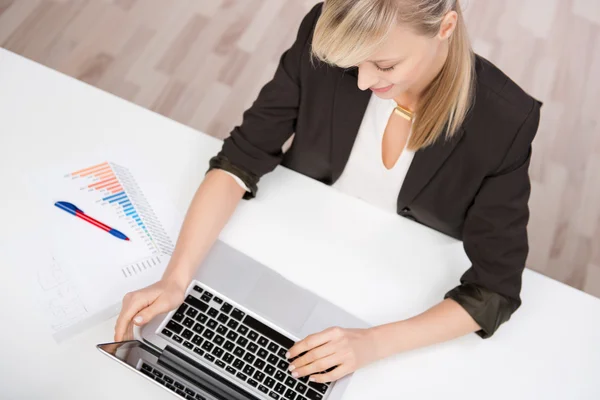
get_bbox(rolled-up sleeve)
[206,3,322,200]
[445,99,542,338]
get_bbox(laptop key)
[183,341,194,350]
[278,348,288,359]
[166,383,175,390]
[216,360,226,369]
[196,314,208,324]
[183,317,195,328]
[186,295,208,312]
[265,377,276,388]
[162,329,173,338]
[193,285,203,294]
[208,308,219,318]
[258,337,269,347]
[244,353,256,364]
[278,360,289,371]
[193,323,204,334]
[193,347,204,357]
[212,347,224,358]
[221,303,233,314]
[269,392,280,399]
[166,321,184,334]
[243,365,255,376]
[216,324,228,335]
[227,320,239,330]
[244,315,295,350]
[204,353,215,362]
[254,358,266,370]
[185,388,196,397]
[248,331,259,341]
[247,342,259,353]
[224,340,235,351]
[267,354,279,365]
[217,314,229,324]
[247,378,258,387]
[177,389,186,396]
[141,363,153,372]
[185,308,198,318]
[275,371,286,382]
[305,389,323,400]
[175,382,185,390]
[152,370,163,378]
[285,376,296,388]
[213,296,223,304]
[222,352,234,364]
[164,375,174,384]
[258,385,269,394]
[237,325,249,335]
[226,331,238,341]
[182,329,194,340]
[275,383,286,394]
[254,371,266,382]
[308,381,329,394]
[201,341,214,352]
[201,292,212,302]
[236,372,247,381]
[297,396,307,400]
[296,382,307,394]
[268,343,279,354]
[299,375,309,383]
[231,308,245,321]
[207,319,218,329]
[233,358,245,370]
[214,335,225,346]
[284,388,297,400]
[173,335,183,344]
[226,366,236,375]
[237,336,249,347]
[258,348,269,359]
[234,346,245,357]
[202,329,215,340]
[265,365,276,376]
[192,334,203,345]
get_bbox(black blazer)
[207,3,542,338]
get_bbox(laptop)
[98,240,369,400]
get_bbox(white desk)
[1,48,599,399]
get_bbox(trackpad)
[243,271,319,338]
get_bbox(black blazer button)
[401,207,410,213]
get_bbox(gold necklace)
[394,104,414,121]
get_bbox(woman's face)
[356,14,456,101]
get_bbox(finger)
[115,294,148,341]
[288,327,340,359]
[292,353,342,379]
[124,321,134,341]
[290,342,336,370]
[310,364,349,383]
[133,298,173,326]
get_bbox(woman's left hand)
[286,326,379,383]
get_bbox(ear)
[438,11,458,40]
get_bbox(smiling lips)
[370,84,393,93]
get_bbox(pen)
[54,201,130,241]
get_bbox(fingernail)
[292,372,299,378]
[309,377,315,382]
[134,316,143,324]
[285,352,290,358]
[289,365,295,372]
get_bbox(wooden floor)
[1,0,599,298]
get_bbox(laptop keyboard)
[140,361,206,400]
[160,284,331,400]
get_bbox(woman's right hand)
[114,278,187,342]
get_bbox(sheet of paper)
[22,159,183,342]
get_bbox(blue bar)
[109,195,127,203]
[123,206,134,213]
[102,191,125,201]
[126,211,137,217]
[135,217,141,222]
[119,200,131,207]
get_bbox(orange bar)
[110,186,123,194]
[96,180,120,190]
[94,170,114,179]
[89,177,117,189]
[105,183,122,191]
[81,165,111,177]
[72,162,109,177]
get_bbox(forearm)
[371,299,481,358]
[162,169,246,289]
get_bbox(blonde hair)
[312,0,475,150]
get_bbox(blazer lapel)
[398,126,465,209]
[330,68,372,183]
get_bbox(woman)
[115,0,541,385]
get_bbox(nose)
[356,65,378,91]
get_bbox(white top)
[227,93,414,213]
[332,93,414,212]
[2,49,600,400]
